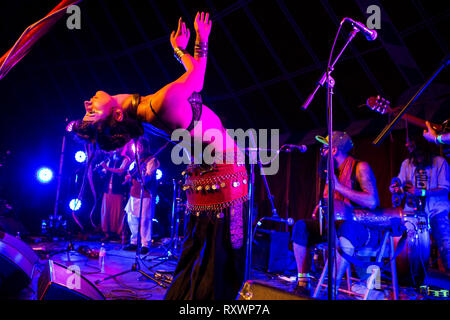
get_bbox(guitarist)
[389,135,450,272]
[123,137,160,255]
[291,131,381,296]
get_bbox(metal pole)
[326,73,336,300]
[245,151,255,282]
[324,28,358,300]
[53,135,65,220]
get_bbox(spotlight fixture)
[37,167,53,183]
[69,198,82,211]
[75,150,87,163]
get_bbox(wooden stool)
[313,230,400,300]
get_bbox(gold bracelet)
[174,47,188,63]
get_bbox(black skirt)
[164,201,248,300]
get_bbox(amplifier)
[252,229,289,273]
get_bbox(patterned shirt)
[398,156,450,218]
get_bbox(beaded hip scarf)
[182,162,248,249]
[183,163,248,212]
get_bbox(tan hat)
[315,131,353,153]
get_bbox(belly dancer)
[73,12,248,300]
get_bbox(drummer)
[291,131,381,296]
[389,135,450,272]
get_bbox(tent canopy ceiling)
[0,0,448,150]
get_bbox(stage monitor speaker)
[252,229,289,273]
[38,260,105,300]
[0,231,39,297]
[237,280,313,300]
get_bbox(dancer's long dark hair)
[72,112,144,151]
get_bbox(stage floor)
[15,238,443,300]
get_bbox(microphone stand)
[372,54,450,145]
[244,144,282,282]
[95,147,166,288]
[46,132,73,261]
[301,24,360,300]
[145,179,180,271]
[46,125,84,262]
[245,146,256,282]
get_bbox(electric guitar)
[365,95,449,133]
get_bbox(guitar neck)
[398,113,442,132]
[367,96,445,133]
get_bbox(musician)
[99,146,131,242]
[389,135,450,272]
[291,131,380,295]
[123,138,159,255]
[72,13,248,300]
[423,121,450,145]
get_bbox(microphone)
[343,17,377,41]
[283,144,307,153]
[263,215,295,226]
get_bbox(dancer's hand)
[194,12,211,42]
[170,17,190,50]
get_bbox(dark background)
[0,0,449,235]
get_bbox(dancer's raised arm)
[156,13,211,107]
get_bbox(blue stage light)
[156,169,162,180]
[75,151,87,163]
[69,198,82,211]
[155,195,160,205]
[37,167,53,183]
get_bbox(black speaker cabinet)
[0,231,39,297]
[237,280,312,300]
[38,260,105,300]
[252,229,289,273]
